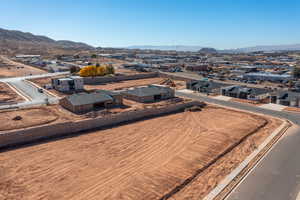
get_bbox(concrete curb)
[175,91,292,200]
[6,82,31,101]
[203,120,290,200]
[24,79,59,98]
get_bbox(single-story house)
[270,91,300,107]
[52,76,84,92]
[186,80,230,94]
[121,84,174,103]
[59,90,123,113]
[185,64,210,72]
[243,72,292,82]
[221,85,270,101]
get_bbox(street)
[176,91,300,200]
[0,72,68,109]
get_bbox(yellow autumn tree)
[79,64,115,77]
[79,65,94,77]
[97,66,107,76]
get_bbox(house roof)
[190,80,230,90]
[122,85,172,97]
[244,72,292,78]
[94,89,121,97]
[222,85,270,96]
[65,92,113,106]
[277,91,300,100]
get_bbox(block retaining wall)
[0,101,201,149]
[158,72,196,81]
[83,72,159,84]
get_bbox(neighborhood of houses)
[1,49,300,200]
[5,49,300,114]
[38,70,300,112]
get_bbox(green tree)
[70,66,80,74]
[105,64,115,75]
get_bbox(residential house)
[59,90,123,114]
[121,84,174,103]
[52,76,84,92]
[186,80,230,94]
[221,85,270,101]
[243,72,292,82]
[270,91,300,107]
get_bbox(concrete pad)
[213,95,232,101]
[259,103,287,111]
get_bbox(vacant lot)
[85,77,165,91]
[0,56,46,78]
[0,106,82,131]
[0,82,24,104]
[0,106,281,200]
[284,106,300,113]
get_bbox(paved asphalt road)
[9,80,53,101]
[0,71,69,83]
[0,72,68,109]
[176,91,300,200]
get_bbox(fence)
[83,73,159,84]
[0,101,202,148]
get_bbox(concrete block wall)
[0,101,202,148]
[158,72,195,81]
[83,73,159,85]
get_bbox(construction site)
[0,103,282,200]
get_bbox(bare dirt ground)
[0,106,281,200]
[85,77,166,91]
[284,106,300,113]
[230,98,263,106]
[0,105,83,131]
[0,82,24,104]
[0,56,46,78]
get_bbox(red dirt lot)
[0,106,83,131]
[284,106,300,113]
[0,56,46,78]
[0,105,281,200]
[85,77,165,91]
[230,98,263,106]
[0,82,24,104]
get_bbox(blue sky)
[0,0,299,49]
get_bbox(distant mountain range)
[0,28,95,55]
[126,45,205,52]
[1,27,300,55]
[127,44,300,53]
[222,44,300,53]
